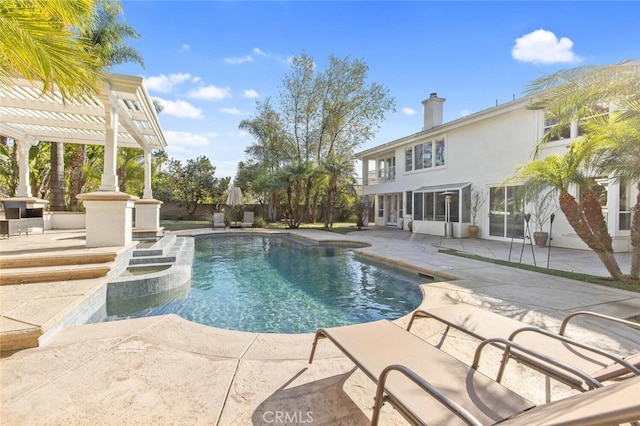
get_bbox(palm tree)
[65,0,144,208]
[525,60,640,280]
[585,116,640,278]
[322,153,355,229]
[513,139,623,280]
[0,0,101,101]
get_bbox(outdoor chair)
[407,305,640,391]
[213,212,226,229]
[308,319,639,425]
[241,211,254,228]
[2,200,44,234]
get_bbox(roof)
[414,182,470,192]
[0,72,167,151]
[357,95,533,159]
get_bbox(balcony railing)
[366,167,395,185]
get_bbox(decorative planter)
[468,225,479,239]
[533,231,549,247]
[408,221,413,232]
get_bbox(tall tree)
[525,60,640,280]
[49,141,65,210]
[0,0,101,101]
[274,53,395,226]
[513,139,623,280]
[66,0,144,209]
[586,116,640,279]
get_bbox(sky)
[112,1,640,181]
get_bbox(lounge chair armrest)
[559,311,640,335]
[509,326,640,377]
[472,337,603,389]
[373,364,483,426]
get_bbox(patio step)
[0,251,117,269]
[0,263,114,286]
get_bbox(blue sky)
[112,1,640,180]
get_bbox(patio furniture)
[308,319,606,425]
[241,211,254,228]
[1,208,29,238]
[407,305,640,390]
[2,201,44,233]
[213,212,226,229]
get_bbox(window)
[619,179,631,231]
[414,144,423,170]
[410,139,446,170]
[425,192,434,220]
[435,139,445,166]
[422,142,433,168]
[406,191,412,215]
[544,113,570,141]
[377,195,384,218]
[413,192,423,220]
[405,148,412,172]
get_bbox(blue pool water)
[108,235,429,333]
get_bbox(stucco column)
[100,107,119,191]
[142,148,153,199]
[77,191,138,247]
[16,138,37,197]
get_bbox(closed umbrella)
[226,187,243,226]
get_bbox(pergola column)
[134,148,163,237]
[100,106,119,192]
[142,148,153,199]
[16,138,37,197]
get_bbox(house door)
[385,194,398,225]
[489,185,524,238]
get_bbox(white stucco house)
[357,92,636,253]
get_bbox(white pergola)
[0,72,168,246]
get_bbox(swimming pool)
[107,234,430,333]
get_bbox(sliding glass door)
[489,185,524,238]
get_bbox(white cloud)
[144,73,191,93]
[460,109,471,117]
[188,85,231,100]
[402,107,416,116]
[180,44,190,52]
[242,89,259,99]
[512,29,580,65]
[156,98,203,119]
[164,130,209,157]
[220,107,250,116]
[253,47,268,57]
[225,55,253,64]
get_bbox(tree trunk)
[630,183,640,279]
[50,142,65,211]
[68,144,85,211]
[558,190,623,280]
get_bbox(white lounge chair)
[241,211,254,228]
[407,305,640,390]
[308,320,613,425]
[213,212,225,229]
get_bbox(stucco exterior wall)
[359,97,636,253]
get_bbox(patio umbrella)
[226,186,243,225]
[226,186,243,207]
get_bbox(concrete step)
[0,251,117,269]
[0,263,114,285]
[129,255,176,265]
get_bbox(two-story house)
[357,93,635,252]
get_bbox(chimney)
[422,92,446,130]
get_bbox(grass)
[161,219,363,234]
[438,248,640,293]
[161,220,212,231]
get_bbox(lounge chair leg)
[308,330,327,364]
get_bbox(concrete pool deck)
[1,227,639,424]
